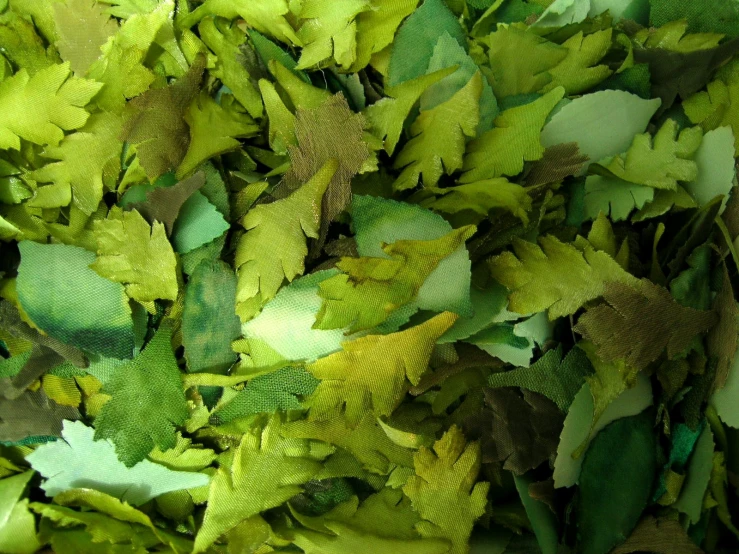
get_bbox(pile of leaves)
[1,0,739,552]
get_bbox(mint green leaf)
[171,191,230,254]
[16,242,134,359]
[26,420,208,506]
[583,174,655,221]
[685,126,736,206]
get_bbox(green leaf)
[684,126,736,206]
[307,312,456,425]
[673,424,714,524]
[26,420,208,505]
[193,415,327,553]
[531,0,590,28]
[210,366,318,425]
[98,0,159,18]
[0,471,40,554]
[29,112,123,216]
[0,61,101,150]
[387,0,466,87]
[353,193,475,318]
[182,260,240,373]
[16,241,134,359]
[393,71,482,190]
[295,0,371,69]
[583,174,655,221]
[487,345,592,412]
[196,17,263,119]
[574,280,718,371]
[351,0,418,72]
[541,29,613,95]
[421,179,532,224]
[54,0,118,75]
[650,0,739,36]
[94,322,189,466]
[488,235,639,319]
[577,412,657,554]
[540,90,661,172]
[592,119,702,190]
[91,206,179,303]
[314,226,474,332]
[683,78,739,155]
[235,160,336,321]
[171,191,230,254]
[364,67,456,155]
[403,426,489,554]
[461,87,564,183]
[176,91,258,179]
[481,25,568,98]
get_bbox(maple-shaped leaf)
[482,25,568,98]
[523,142,589,186]
[209,366,318,425]
[403,425,490,554]
[583,174,655,222]
[307,312,456,425]
[393,72,482,191]
[574,280,718,371]
[0,11,59,77]
[421,179,532,224]
[280,94,369,249]
[54,0,118,75]
[487,345,591,412]
[193,415,327,553]
[90,206,179,303]
[592,119,702,190]
[0,389,79,442]
[365,67,456,155]
[460,87,564,183]
[26,420,208,506]
[295,0,371,69]
[121,54,204,181]
[94,322,189,467]
[176,92,258,178]
[489,235,639,319]
[283,412,415,473]
[480,388,564,475]
[180,0,301,46]
[314,226,474,332]
[0,61,101,150]
[234,160,336,321]
[541,29,613,95]
[197,17,263,119]
[29,111,123,216]
[683,78,739,154]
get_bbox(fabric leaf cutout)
[574,280,718,371]
[235,160,336,321]
[488,235,639,319]
[583,174,655,222]
[0,389,80,443]
[0,61,101,150]
[193,415,326,553]
[402,425,490,554]
[0,471,40,554]
[307,312,456,425]
[93,322,188,467]
[26,420,208,506]
[542,29,613,95]
[460,87,565,183]
[314,226,475,332]
[53,0,118,75]
[592,119,702,190]
[91,206,179,303]
[393,72,482,191]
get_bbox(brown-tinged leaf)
[0,301,87,368]
[709,265,738,391]
[634,38,739,112]
[0,389,80,442]
[128,171,206,234]
[411,343,501,396]
[610,515,704,554]
[574,280,718,371]
[527,478,556,513]
[279,94,369,252]
[1,345,63,400]
[121,54,205,180]
[523,142,588,187]
[54,0,118,75]
[479,388,564,475]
